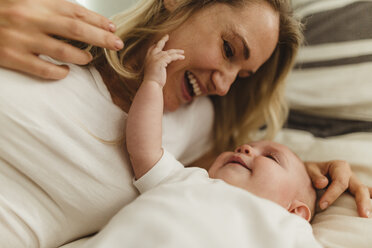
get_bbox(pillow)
[286,0,372,137]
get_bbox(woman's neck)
[94,55,139,113]
[94,39,152,113]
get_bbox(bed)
[59,0,372,247]
[275,0,372,247]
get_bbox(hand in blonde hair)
[306,160,372,218]
[0,0,123,79]
[143,35,184,87]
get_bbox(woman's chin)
[164,95,191,112]
[164,101,180,112]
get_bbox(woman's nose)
[235,144,255,156]
[211,69,237,96]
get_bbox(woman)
[0,0,370,247]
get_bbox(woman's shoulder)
[0,56,104,100]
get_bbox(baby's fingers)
[165,49,185,59]
[153,34,169,53]
[161,50,185,65]
[146,35,173,57]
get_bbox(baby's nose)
[235,144,254,155]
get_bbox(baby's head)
[208,140,316,221]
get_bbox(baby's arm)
[126,35,184,179]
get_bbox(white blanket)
[78,175,320,248]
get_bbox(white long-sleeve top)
[0,63,213,248]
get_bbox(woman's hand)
[143,34,184,87]
[306,160,372,218]
[0,0,124,79]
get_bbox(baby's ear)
[288,200,312,222]
[163,0,179,11]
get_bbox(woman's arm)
[0,0,123,79]
[126,35,184,179]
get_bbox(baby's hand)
[143,35,184,87]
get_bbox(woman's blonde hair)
[90,0,303,153]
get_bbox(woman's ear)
[163,0,179,11]
[288,200,312,222]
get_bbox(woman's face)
[161,1,280,112]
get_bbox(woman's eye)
[223,40,234,58]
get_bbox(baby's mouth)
[184,71,202,98]
[226,156,252,172]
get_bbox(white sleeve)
[133,149,184,194]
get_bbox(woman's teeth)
[187,71,202,96]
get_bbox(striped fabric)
[285,0,372,137]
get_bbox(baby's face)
[208,141,310,208]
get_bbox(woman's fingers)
[0,28,91,79]
[31,34,93,65]
[305,161,329,189]
[349,175,371,218]
[306,160,353,210]
[0,0,122,79]
[306,160,371,218]
[55,0,115,32]
[0,50,70,79]
[41,16,123,51]
[318,161,351,209]
[317,161,351,210]
[355,186,371,218]
[0,28,69,79]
